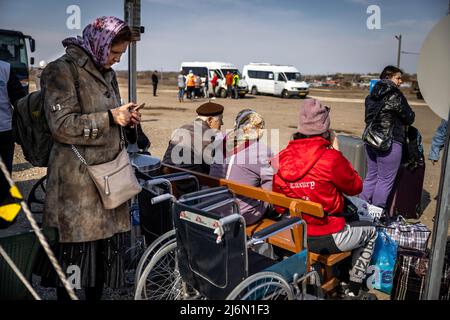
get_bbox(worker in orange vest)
[186,70,196,100]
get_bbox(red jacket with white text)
[272,137,363,236]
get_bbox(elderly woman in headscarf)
[39,16,140,300]
[210,109,274,226]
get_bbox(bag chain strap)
[72,127,125,166]
[71,144,87,165]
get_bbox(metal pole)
[424,109,450,300]
[127,2,137,104]
[128,42,137,103]
[125,0,140,153]
[395,34,402,68]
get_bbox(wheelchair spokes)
[226,272,294,300]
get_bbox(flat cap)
[196,102,224,116]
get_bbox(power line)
[401,51,420,55]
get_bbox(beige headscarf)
[225,109,265,154]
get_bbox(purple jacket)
[209,137,274,225]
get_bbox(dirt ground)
[7,80,449,300]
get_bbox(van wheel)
[281,90,290,99]
[220,88,227,98]
[251,86,258,95]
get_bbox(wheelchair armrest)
[155,172,193,180]
[194,193,235,209]
[179,186,231,202]
[143,178,173,196]
[248,216,302,246]
[156,172,200,188]
[151,193,175,205]
[201,198,240,214]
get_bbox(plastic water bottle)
[379,254,393,293]
[130,199,140,226]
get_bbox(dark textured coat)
[162,119,217,174]
[364,79,415,144]
[41,45,130,243]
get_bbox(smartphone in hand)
[133,103,145,112]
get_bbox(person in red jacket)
[272,98,377,300]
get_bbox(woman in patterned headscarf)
[210,109,274,225]
[38,17,140,300]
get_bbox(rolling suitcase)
[386,163,425,219]
[337,135,367,179]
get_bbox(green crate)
[0,228,56,300]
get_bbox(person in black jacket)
[360,66,415,209]
[151,70,158,96]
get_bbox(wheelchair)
[134,185,321,300]
[132,170,200,289]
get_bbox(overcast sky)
[0,0,448,74]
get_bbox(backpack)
[401,125,424,171]
[13,56,80,167]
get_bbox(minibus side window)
[278,73,287,82]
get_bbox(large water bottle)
[379,252,394,294]
[130,198,140,226]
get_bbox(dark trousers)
[152,83,158,96]
[187,86,195,99]
[0,130,14,203]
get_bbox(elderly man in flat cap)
[163,102,224,174]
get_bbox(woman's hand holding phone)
[129,103,144,127]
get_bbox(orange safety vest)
[226,74,233,86]
[186,74,196,87]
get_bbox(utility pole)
[395,34,402,68]
[423,6,450,301]
[124,0,143,154]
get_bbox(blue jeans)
[428,119,448,161]
[360,142,402,208]
[178,87,185,100]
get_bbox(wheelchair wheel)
[27,175,47,218]
[226,271,294,300]
[134,229,176,289]
[134,241,183,300]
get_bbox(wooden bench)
[161,164,351,293]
